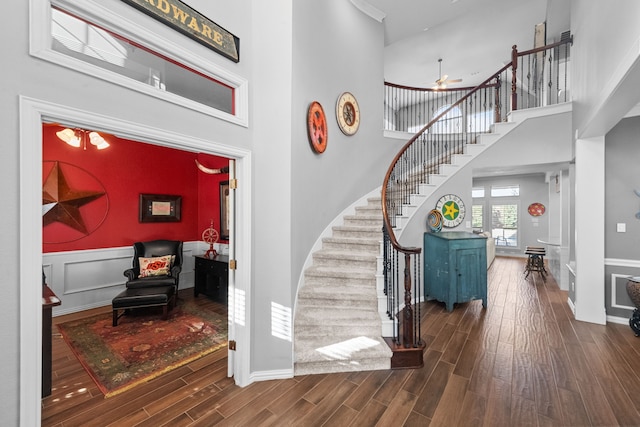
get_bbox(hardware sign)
[120,0,240,62]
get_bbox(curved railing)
[381,37,572,360]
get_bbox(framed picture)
[139,194,182,222]
[220,181,230,240]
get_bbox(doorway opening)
[19,97,252,425]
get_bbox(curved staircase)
[293,197,392,375]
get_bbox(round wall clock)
[435,194,465,228]
[307,101,328,153]
[336,92,360,135]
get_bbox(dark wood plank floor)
[42,257,640,426]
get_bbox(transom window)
[51,7,234,114]
[491,185,520,197]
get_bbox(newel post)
[402,252,414,348]
[511,44,518,111]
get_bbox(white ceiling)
[355,0,564,88]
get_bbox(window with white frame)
[51,7,234,114]
[491,203,518,247]
[472,204,483,230]
[491,185,520,197]
[30,1,248,126]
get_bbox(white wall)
[570,0,640,324]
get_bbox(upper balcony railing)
[380,36,572,361]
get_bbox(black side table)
[193,255,229,304]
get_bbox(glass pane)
[491,204,518,247]
[472,187,485,198]
[472,205,483,229]
[491,185,520,197]
[51,8,234,114]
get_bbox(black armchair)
[123,240,183,294]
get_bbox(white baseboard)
[248,369,293,384]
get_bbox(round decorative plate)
[528,202,546,216]
[307,101,328,153]
[435,194,465,228]
[336,92,360,135]
[427,209,443,232]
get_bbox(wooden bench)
[112,285,176,326]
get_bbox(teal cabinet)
[424,231,487,311]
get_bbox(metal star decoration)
[42,161,106,234]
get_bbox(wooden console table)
[193,255,229,304]
[42,285,61,397]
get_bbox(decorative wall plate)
[528,202,545,216]
[307,101,328,153]
[427,209,443,232]
[336,92,360,135]
[435,194,465,228]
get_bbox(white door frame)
[19,96,253,426]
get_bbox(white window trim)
[29,0,248,127]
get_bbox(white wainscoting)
[43,241,226,316]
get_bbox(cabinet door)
[456,248,482,301]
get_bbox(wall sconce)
[56,128,110,150]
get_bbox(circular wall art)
[528,202,546,216]
[307,101,328,153]
[42,160,109,243]
[427,209,443,232]
[435,194,465,228]
[336,92,360,135]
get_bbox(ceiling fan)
[432,58,462,90]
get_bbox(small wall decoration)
[527,202,546,217]
[435,194,465,228]
[42,161,109,242]
[307,101,328,153]
[139,194,182,222]
[427,209,443,232]
[336,92,360,135]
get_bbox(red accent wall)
[43,124,228,253]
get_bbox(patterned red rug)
[58,299,227,397]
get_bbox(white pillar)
[574,136,606,324]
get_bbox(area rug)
[58,299,227,398]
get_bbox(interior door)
[227,159,236,378]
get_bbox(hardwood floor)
[42,257,640,426]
